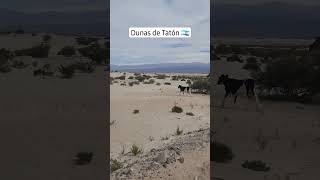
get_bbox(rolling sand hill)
[110,72,210,179]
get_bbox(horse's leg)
[234,94,238,104]
[221,92,228,107]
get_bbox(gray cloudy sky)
[1,0,320,12]
[0,0,106,12]
[110,0,210,66]
[214,0,320,5]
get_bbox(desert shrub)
[78,43,108,64]
[135,75,146,82]
[186,112,194,116]
[128,76,134,79]
[191,79,210,93]
[161,136,169,140]
[171,76,178,81]
[110,159,123,172]
[33,64,54,77]
[15,44,50,58]
[76,37,98,45]
[130,144,142,156]
[227,54,243,63]
[134,73,141,76]
[186,80,192,85]
[253,56,320,101]
[115,75,126,80]
[242,160,271,172]
[0,49,14,73]
[143,74,152,79]
[58,64,75,78]
[128,81,140,86]
[11,60,28,69]
[0,48,14,59]
[58,46,76,57]
[172,106,183,113]
[42,34,51,42]
[143,79,155,84]
[70,62,95,73]
[176,126,183,135]
[211,141,234,163]
[156,82,161,86]
[133,109,139,114]
[154,74,167,79]
[164,82,171,85]
[73,152,93,165]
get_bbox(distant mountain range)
[213,2,320,38]
[111,63,209,73]
[0,8,108,35]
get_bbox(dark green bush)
[227,55,243,63]
[211,141,234,163]
[135,75,146,82]
[172,106,183,113]
[186,112,194,116]
[58,46,76,57]
[129,81,140,86]
[154,74,167,79]
[58,64,75,78]
[143,79,155,84]
[115,75,125,80]
[110,159,123,172]
[42,34,52,42]
[76,37,98,45]
[71,62,95,73]
[242,160,271,172]
[15,44,50,58]
[11,60,28,69]
[0,49,14,73]
[191,79,210,93]
[78,43,107,64]
[253,56,320,100]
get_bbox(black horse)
[217,74,255,105]
[178,85,190,94]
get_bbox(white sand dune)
[110,72,210,179]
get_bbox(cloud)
[0,0,106,12]
[110,0,210,66]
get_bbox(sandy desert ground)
[110,72,210,179]
[211,53,320,180]
[0,33,108,180]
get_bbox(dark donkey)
[178,85,190,94]
[217,74,255,106]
